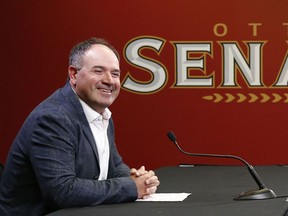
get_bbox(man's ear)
[68,66,78,86]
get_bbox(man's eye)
[112,72,120,78]
[92,69,103,73]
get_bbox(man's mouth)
[98,88,112,93]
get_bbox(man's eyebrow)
[92,65,121,73]
[113,68,121,73]
[92,65,104,69]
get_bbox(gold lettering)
[213,23,228,37]
[248,23,262,37]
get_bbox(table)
[47,165,288,216]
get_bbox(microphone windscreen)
[167,131,176,142]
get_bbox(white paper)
[136,193,191,202]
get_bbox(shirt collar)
[70,86,112,122]
[78,97,111,123]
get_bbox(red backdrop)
[1,0,288,170]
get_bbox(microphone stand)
[167,131,277,200]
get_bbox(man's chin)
[97,99,115,110]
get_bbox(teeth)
[100,89,111,93]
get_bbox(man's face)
[69,44,121,113]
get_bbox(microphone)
[167,131,277,200]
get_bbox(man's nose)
[102,72,114,84]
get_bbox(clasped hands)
[130,166,160,199]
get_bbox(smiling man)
[69,41,121,113]
[0,38,160,216]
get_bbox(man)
[0,38,160,215]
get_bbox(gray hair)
[69,37,120,70]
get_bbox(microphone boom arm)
[167,131,277,200]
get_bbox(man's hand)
[130,166,148,177]
[130,166,160,199]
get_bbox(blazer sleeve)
[107,118,132,178]
[29,111,138,209]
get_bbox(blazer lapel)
[61,82,100,161]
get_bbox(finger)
[147,170,155,176]
[145,175,159,185]
[146,186,157,194]
[138,166,146,175]
[146,180,160,188]
[130,168,137,175]
[136,166,148,176]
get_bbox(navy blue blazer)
[0,82,137,215]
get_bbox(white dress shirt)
[78,98,111,180]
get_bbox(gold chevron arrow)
[260,93,270,103]
[213,93,223,103]
[248,93,258,103]
[225,93,235,102]
[272,93,282,103]
[237,93,246,103]
[284,93,288,103]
